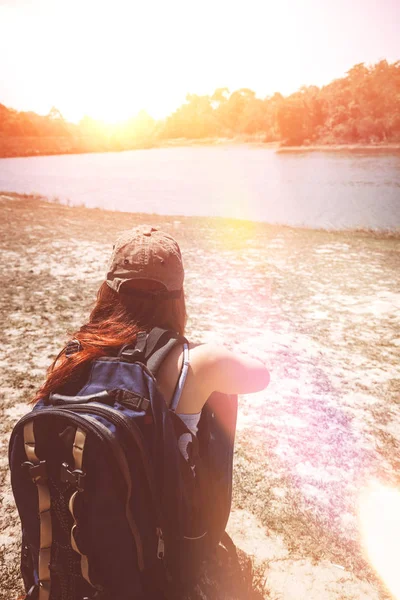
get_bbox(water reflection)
[0,147,399,230]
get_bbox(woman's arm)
[192,343,270,397]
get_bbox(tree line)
[1,60,399,151]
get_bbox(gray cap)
[106,225,184,294]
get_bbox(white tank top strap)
[170,342,190,412]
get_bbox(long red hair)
[33,282,187,404]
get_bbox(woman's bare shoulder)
[189,342,270,396]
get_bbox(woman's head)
[90,279,187,337]
[33,226,186,402]
[99,224,186,334]
[106,225,184,297]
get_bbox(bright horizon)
[1,0,399,124]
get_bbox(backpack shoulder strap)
[143,328,190,412]
[144,327,188,378]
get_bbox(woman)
[17,224,270,600]
[35,225,270,424]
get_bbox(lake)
[0,146,399,230]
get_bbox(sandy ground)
[1,193,399,599]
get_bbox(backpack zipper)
[156,527,165,559]
[57,402,166,561]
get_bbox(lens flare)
[359,482,400,599]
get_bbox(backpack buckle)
[21,460,47,484]
[120,347,145,362]
[129,395,150,412]
[112,389,150,412]
[60,463,86,492]
[65,339,82,357]
[119,331,147,362]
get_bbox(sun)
[2,0,308,125]
[0,0,192,124]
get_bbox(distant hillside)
[1,60,400,157]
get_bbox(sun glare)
[359,483,400,599]
[0,0,355,124]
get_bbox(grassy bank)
[1,194,399,599]
[2,136,400,158]
[277,143,400,153]
[0,135,156,158]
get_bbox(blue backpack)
[9,328,237,600]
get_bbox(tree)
[2,60,400,148]
[48,107,64,121]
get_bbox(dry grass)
[1,193,399,599]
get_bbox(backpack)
[9,327,237,600]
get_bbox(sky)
[0,0,399,123]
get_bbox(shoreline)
[2,191,400,238]
[2,191,399,238]
[277,142,400,153]
[1,137,400,159]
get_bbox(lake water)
[1,146,399,230]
